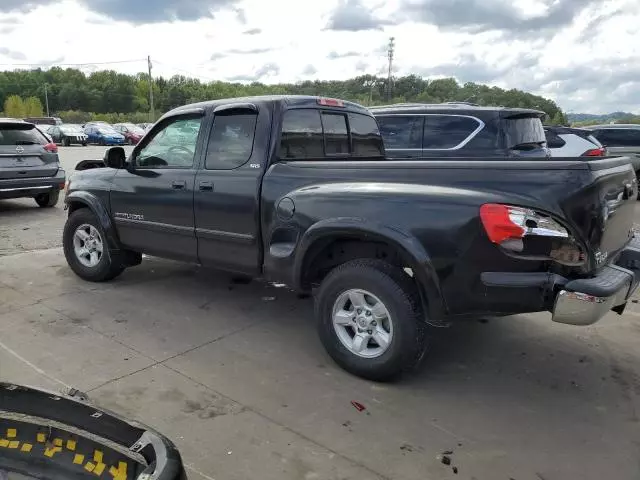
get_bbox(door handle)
[171,180,186,190]
[199,181,214,192]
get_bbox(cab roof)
[165,95,371,118]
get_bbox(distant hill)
[568,112,636,123]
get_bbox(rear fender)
[294,218,446,322]
[65,191,121,251]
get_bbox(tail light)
[480,204,584,266]
[44,143,58,153]
[582,147,605,157]
[317,97,345,107]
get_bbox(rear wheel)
[63,209,125,282]
[315,259,426,381]
[34,190,60,208]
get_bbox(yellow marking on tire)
[8,441,19,449]
[94,463,106,475]
[36,433,46,443]
[0,439,9,448]
[93,449,103,463]
[67,439,77,451]
[53,438,63,447]
[73,453,85,464]
[44,446,61,457]
[118,461,127,474]
[109,466,119,477]
[85,462,96,472]
[20,443,33,453]
[6,429,16,438]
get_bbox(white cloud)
[0,0,637,113]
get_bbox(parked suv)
[370,102,549,158]
[0,118,65,207]
[544,126,606,157]
[586,124,640,164]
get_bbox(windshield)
[504,116,546,148]
[61,125,83,133]
[98,127,118,135]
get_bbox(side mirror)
[103,146,126,169]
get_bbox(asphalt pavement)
[1,146,640,480]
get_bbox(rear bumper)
[0,169,66,199]
[552,237,640,325]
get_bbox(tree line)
[0,67,570,124]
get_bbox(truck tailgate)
[565,156,636,266]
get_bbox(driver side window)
[135,117,203,169]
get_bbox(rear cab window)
[503,115,546,150]
[0,123,48,146]
[279,107,384,159]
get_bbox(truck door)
[109,111,205,262]
[194,103,268,274]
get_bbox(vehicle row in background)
[543,126,605,157]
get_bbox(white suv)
[544,126,605,157]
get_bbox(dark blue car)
[84,125,125,145]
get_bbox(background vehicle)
[370,102,550,158]
[49,124,88,146]
[0,118,64,207]
[113,123,146,145]
[586,124,640,196]
[84,125,125,145]
[24,116,63,126]
[64,96,639,381]
[544,126,606,157]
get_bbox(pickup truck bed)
[63,95,640,381]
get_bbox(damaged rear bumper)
[552,237,640,325]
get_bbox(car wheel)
[63,137,71,147]
[34,190,60,208]
[63,208,125,282]
[315,259,426,381]
[82,142,87,147]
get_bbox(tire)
[315,259,426,382]
[63,136,71,147]
[82,142,87,147]
[34,190,60,208]
[63,208,125,282]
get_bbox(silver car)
[0,118,65,207]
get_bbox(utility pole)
[386,37,395,101]
[148,55,155,122]
[44,84,50,117]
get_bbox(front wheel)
[63,208,125,282]
[34,190,60,208]
[315,259,426,381]
[63,136,71,147]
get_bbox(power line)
[0,58,147,67]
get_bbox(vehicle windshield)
[0,124,46,145]
[98,127,118,135]
[504,116,546,148]
[61,125,84,134]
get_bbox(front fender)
[294,217,446,321]
[65,191,121,251]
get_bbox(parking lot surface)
[1,146,640,479]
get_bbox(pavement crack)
[162,364,391,480]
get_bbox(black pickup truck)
[63,95,640,381]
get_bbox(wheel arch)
[294,218,446,322]
[65,191,121,250]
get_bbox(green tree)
[4,95,25,118]
[24,96,44,117]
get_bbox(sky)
[0,0,638,114]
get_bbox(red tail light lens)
[480,204,525,244]
[582,147,605,157]
[44,143,58,153]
